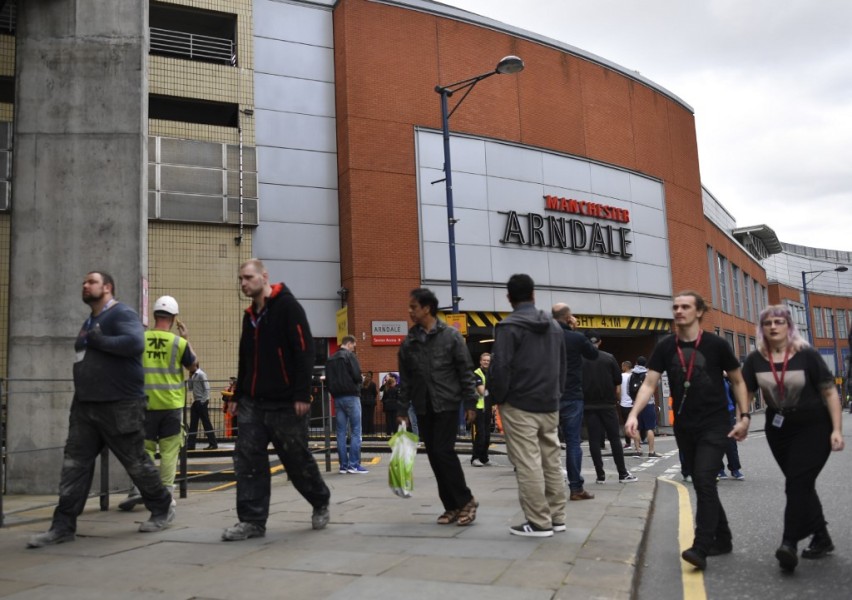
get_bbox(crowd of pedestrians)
[26,268,845,579]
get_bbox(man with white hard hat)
[119,295,196,511]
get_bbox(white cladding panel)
[253,0,340,337]
[416,130,673,318]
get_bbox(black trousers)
[233,397,331,526]
[362,404,376,435]
[52,399,172,533]
[187,401,217,448]
[384,410,398,435]
[765,409,832,543]
[675,420,731,552]
[585,408,629,480]
[418,403,473,511]
[471,403,492,463]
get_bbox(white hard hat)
[153,295,179,316]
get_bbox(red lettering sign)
[542,195,630,224]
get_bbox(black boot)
[775,541,798,572]
[802,527,834,559]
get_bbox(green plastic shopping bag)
[388,423,418,498]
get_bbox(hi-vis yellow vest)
[474,367,486,410]
[143,330,188,410]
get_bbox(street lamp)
[801,265,848,344]
[435,55,524,313]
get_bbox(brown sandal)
[456,497,478,526]
[436,509,460,525]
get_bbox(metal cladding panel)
[226,197,258,226]
[226,145,257,173]
[160,137,224,169]
[254,73,335,118]
[254,0,333,48]
[160,192,224,223]
[160,164,224,196]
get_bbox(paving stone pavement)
[0,446,655,599]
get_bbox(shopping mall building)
[1,0,850,491]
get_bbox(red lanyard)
[767,347,791,405]
[675,330,702,414]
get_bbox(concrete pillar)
[6,2,148,493]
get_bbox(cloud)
[442,0,852,250]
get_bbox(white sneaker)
[619,473,638,483]
[471,459,484,467]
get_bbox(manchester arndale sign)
[499,195,633,258]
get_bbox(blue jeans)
[335,396,362,469]
[559,399,584,492]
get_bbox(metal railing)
[150,27,235,65]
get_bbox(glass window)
[717,255,730,313]
[753,280,762,314]
[749,336,757,352]
[825,308,835,339]
[814,307,825,338]
[731,265,743,318]
[737,334,747,361]
[743,273,753,322]
[838,309,848,340]
[724,331,735,352]
[707,247,719,307]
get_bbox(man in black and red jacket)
[221,259,331,541]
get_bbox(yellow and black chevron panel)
[439,312,670,333]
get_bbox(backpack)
[628,371,646,400]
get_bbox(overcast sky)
[440,0,852,252]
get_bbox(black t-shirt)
[742,347,833,414]
[647,331,740,427]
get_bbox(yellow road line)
[659,478,706,600]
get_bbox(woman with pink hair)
[742,304,844,573]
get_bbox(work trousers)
[501,402,566,530]
[765,409,832,543]
[585,408,630,480]
[52,399,172,533]
[233,396,331,525]
[675,420,732,552]
[187,401,217,449]
[417,403,473,512]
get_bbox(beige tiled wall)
[147,222,254,390]
[147,1,258,391]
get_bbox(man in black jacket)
[28,271,174,548]
[552,303,598,501]
[325,335,367,473]
[582,330,637,484]
[398,288,479,527]
[222,259,331,541]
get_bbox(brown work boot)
[570,489,595,501]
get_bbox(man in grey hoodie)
[489,274,567,537]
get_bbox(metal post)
[439,88,460,314]
[322,381,331,472]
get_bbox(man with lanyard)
[120,295,195,510]
[626,290,750,570]
[471,352,492,467]
[28,272,174,547]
